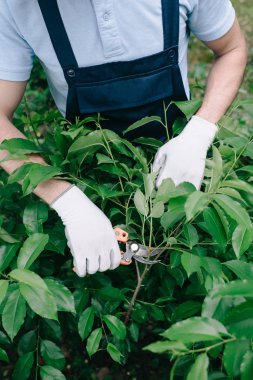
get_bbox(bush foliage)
[1,90,253,380]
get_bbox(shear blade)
[134,255,160,265]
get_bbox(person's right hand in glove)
[51,185,121,277]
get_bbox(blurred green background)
[188,0,253,98]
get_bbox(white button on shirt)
[0,0,235,116]
[103,12,110,21]
[92,0,125,58]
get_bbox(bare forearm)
[196,47,247,123]
[195,18,248,124]
[0,115,71,204]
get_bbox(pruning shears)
[114,227,161,266]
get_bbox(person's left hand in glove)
[152,115,218,190]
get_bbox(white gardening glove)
[152,115,218,189]
[50,185,121,277]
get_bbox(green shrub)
[1,98,253,379]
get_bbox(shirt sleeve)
[0,1,34,81]
[188,0,236,42]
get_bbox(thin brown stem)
[124,265,149,325]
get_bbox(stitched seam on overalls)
[77,93,173,113]
[75,64,173,87]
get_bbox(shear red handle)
[114,227,132,265]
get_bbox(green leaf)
[98,187,130,200]
[213,280,253,298]
[102,315,127,340]
[155,178,176,203]
[8,163,34,184]
[129,322,139,342]
[143,341,188,354]
[23,202,48,234]
[0,347,9,363]
[0,244,20,271]
[217,187,245,202]
[224,260,253,280]
[22,164,61,196]
[161,198,186,230]
[45,278,76,313]
[201,257,222,277]
[213,203,229,237]
[241,351,253,380]
[106,343,124,364]
[0,227,19,243]
[224,340,250,377]
[96,153,115,165]
[224,136,249,149]
[155,181,195,204]
[17,330,37,356]
[203,207,227,249]
[224,303,253,339]
[86,328,103,357]
[181,252,202,277]
[183,224,199,249]
[134,189,149,216]
[12,352,34,380]
[172,301,202,321]
[181,252,221,278]
[172,100,202,119]
[9,269,57,319]
[40,340,65,370]
[123,116,162,135]
[208,146,223,193]
[20,283,58,320]
[202,295,234,320]
[186,353,209,380]
[150,201,164,218]
[40,365,66,380]
[0,280,8,305]
[95,164,128,180]
[61,126,85,141]
[232,225,253,258]
[161,317,223,343]
[121,139,148,172]
[10,269,48,290]
[45,230,66,255]
[239,165,253,175]
[17,233,49,269]
[0,153,28,163]
[213,194,252,229]
[244,142,253,159]
[143,172,156,199]
[133,137,163,149]
[222,179,253,195]
[149,305,165,321]
[185,191,209,221]
[96,287,124,301]
[2,288,26,341]
[68,131,104,157]
[0,138,41,154]
[78,307,95,340]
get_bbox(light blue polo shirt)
[0,0,235,116]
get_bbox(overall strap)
[161,0,180,50]
[37,0,78,79]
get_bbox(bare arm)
[195,18,248,123]
[0,80,71,204]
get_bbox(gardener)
[0,1,247,276]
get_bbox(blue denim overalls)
[38,0,188,140]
